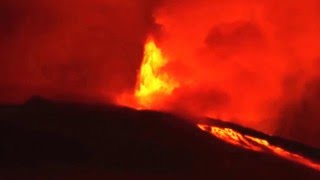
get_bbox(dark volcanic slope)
[0,97,319,179]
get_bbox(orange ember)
[198,124,320,171]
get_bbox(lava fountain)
[134,37,179,108]
[117,37,179,109]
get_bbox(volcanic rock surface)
[0,97,319,179]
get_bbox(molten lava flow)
[198,124,320,171]
[134,37,178,108]
[197,124,262,152]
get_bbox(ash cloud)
[1,0,320,148]
[277,78,320,147]
[0,0,160,103]
[153,0,320,147]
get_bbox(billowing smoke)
[1,0,320,147]
[150,0,320,147]
[0,0,160,103]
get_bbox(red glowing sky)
[0,0,320,147]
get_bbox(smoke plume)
[1,0,320,147]
[0,0,160,103]
[151,0,320,147]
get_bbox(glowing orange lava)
[197,124,262,152]
[198,124,320,171]
[134,37,178,108]
[117,37,178,109]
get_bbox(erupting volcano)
[117,34,320,173]
[1,0,320,179]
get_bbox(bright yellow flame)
[135,37,179,108]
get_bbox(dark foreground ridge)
[0,97,319,179]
